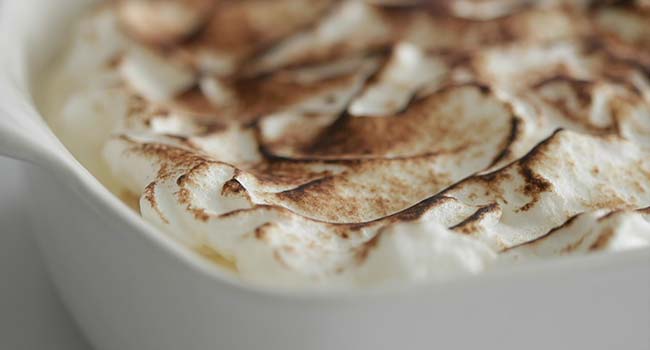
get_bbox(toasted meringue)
[41,0,650,288]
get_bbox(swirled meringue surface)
[41,0,650,288]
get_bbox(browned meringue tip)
[117,0,215,46]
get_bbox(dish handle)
[0,95,61,166]
[0,1,73,169]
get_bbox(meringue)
[41,0,650,289]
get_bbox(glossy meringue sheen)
[42,0,650,288]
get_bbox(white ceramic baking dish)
[0,1,648,349]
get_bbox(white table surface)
[0,156,91,350]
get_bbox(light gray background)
[0,156,91,350]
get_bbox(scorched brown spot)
[143,182,169,224]
[302,84,511,158]
[221,179,248,197]
[589,227,616,251]
[451,203,500,235]
[356,233,382,264]
[517,165,553,212]
[503,214,581,253]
